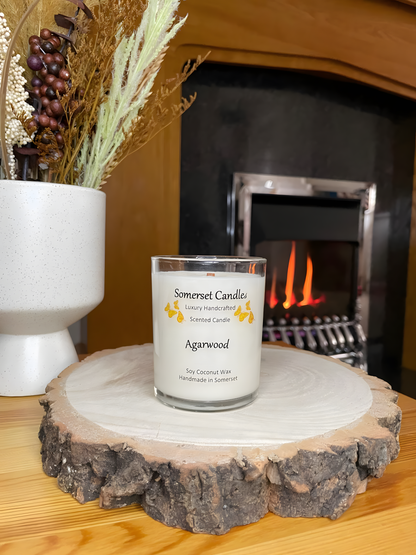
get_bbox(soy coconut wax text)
[151,256,266,411]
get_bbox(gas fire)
[267,242,326,310]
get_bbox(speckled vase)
[0,181,106,396]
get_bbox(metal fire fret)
[264,314,366,371]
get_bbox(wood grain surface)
[1,376,416,553]
[395,0,416,8]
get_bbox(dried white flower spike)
[0,12,33,179]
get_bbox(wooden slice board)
[39,344,401,535]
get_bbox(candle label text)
[185,339,230,352]
[174,288,248,301]
[153,271,265,401]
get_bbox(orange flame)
[268,267,279,308]
[298,254,313,306]
[297,254,326,307]
[283,242,297,309]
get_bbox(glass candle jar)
[151,255,266,411]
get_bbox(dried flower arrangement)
[0,0,205,187]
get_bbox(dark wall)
[179,63,416,385]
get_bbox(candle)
[151,256,266,411]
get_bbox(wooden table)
[1,361,416,554]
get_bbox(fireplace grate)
[263,314,366,370]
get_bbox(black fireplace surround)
[179,63,416,390]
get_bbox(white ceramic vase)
[0,181,106,396]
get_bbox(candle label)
[152,272,265,402]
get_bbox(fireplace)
[179,63,416,384]
[232,173,374,369]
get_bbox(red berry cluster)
[27,28,69,153]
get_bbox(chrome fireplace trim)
[230,173,376,365]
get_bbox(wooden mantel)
[175,0,416,99]
[88,0,416,371]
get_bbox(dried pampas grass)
[101,55,208,187]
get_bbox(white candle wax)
[152,271,265,402]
